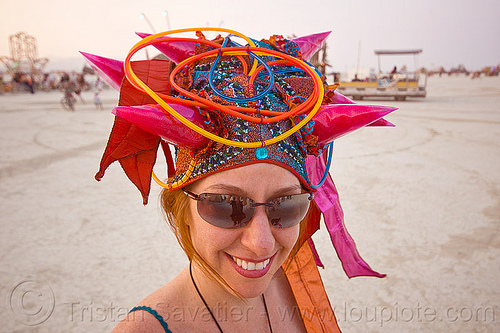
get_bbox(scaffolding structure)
[0,32,48,83]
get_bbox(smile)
[231,256,271,271]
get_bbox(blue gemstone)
[256,147,268,160]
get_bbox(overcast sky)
[1,0,499,72]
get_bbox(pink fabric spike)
[136,32,195,64]
[292,31,331,61]
[306,155,385,278]
[312,104,398,146]
[80,52,124,91]
[327,91,395,127]
[308,238,324,268]
[112,104,210,149]
[329,90,356,104]
[368,118,395,127]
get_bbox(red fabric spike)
[161,141,176,178]
[95,58,174,204]
[95,116,161,205]
[119,59,172,106]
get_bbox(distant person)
[390,66,397,80]
[95,77,103,92]
[352,74,363,82]
[94,91,103,110]
[60,72,70,86]
[13,73,35,94]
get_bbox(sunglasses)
[183,189,314,229]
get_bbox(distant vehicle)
[337,49,427,101]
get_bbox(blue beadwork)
[129,306,172,333]
[256,147,269,160]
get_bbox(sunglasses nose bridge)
[250,202,275,209]
[249,202,276,222]
[240,206,276,256]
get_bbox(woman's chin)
[225,271,276,299]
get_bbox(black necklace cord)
[262,293,273,333]
[189,262,273,333]
[190,262,224,333]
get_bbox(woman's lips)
[227,253,275,278]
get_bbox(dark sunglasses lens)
[196,193,312,229]
[197,194,253,229]
[268,193,311,228]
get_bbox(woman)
[86,28,395,332]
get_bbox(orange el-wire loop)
[169,52,319,123]
[125,46,324,148]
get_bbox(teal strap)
[129,306,172,333]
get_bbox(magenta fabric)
[80,52,124,91]
[328,90,356,104]
[312,104,397,146]
[306,154,386,278]
[308,238,325,268]
[291,31,331,61]
[369,118,395,127]
[136,32,195,64]
[327,92,395,127]
[112,104,210,149]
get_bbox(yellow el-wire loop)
[152,156,198,189]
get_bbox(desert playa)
[0,75,499,332]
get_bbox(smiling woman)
[87,27,396,332]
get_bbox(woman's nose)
[239,207,275,257]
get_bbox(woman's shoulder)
[111,267,193,332]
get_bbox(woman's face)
[187,163,302,298]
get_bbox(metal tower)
[0,32,49,83]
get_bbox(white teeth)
[231,256,271,271]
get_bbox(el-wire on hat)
[83,28,396,332]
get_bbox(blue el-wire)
[208,37,275,103]
[310,142,333,189]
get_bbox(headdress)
[83,27,396,280]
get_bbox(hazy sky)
[1,0,499,72]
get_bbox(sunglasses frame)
[182,189,314,229]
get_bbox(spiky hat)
[83,28,395,280]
